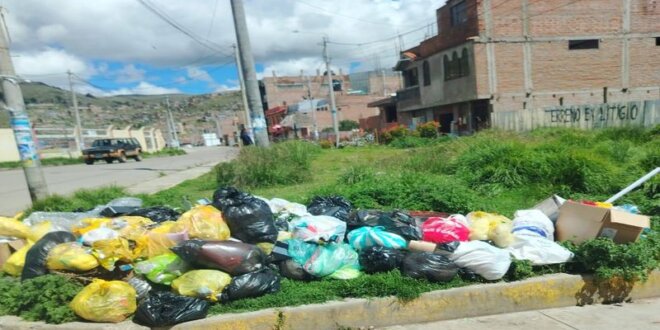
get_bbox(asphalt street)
[0,146,238,216]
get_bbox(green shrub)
[415,121,439,138]
[389,136,450,149]
[319,139,333,149]
[315,171,479,213]
[0,274,83,324]
[564,234,660,282]
[215,141,320,188]
[338,165,376,185]
[338,120,359,131]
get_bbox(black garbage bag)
[278,259,315,281]
[306,196,353,222]
[127,206,180,223]
[358,246,405,274]
[212,187,278,244]
[21,231,76,280]
[401,252,458,282]
[171,239,266,275]
[220,268,281,302]
[349,210,421,241]
[274,217,289,232]
[134,291,209,327]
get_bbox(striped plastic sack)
[347,226,407,251]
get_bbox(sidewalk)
[382,298,660,330]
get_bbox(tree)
[338,119,359,131]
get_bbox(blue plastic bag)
[347,226,407,250]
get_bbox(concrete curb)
[1,271,658,330]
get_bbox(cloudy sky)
[4,0,445,96]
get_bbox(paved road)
[383,298,660,330]
[0,146,238,216]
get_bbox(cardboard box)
[0,239,27,269]
[556,201,650,244]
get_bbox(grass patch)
[142,147,187,158]
[216,141,320,189]
[209,270,468,315]
[0,157,83,169]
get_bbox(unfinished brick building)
[386,0,660,134]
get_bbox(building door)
[439,113,453,133]
[472,100,490,131]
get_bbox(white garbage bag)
[289,215,347,243]
[446,241,511,281]
[512,209,555,240]
[269,198,310,217]
[507,234,573,265]
[81,227,119,245]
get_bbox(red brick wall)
[629,38,660,87]
[630,0,660,33]
[419,0,480,58]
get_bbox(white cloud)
[115,64,146,83]
[186,67,214,83]
[104,82,181,96]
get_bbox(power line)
[136,0,232,57]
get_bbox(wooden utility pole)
[67,70,84,152]
[0,10,49,201]
[323,36,339,146]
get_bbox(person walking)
[239,127,253,146]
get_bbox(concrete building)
[388,0,660,134]
[261,70,403,138]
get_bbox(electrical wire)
[136,0,233,57]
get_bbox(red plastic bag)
[421,215,470,244]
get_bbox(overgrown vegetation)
[215,141,320,188]
[0,274,83,324]
[338,120,360,131]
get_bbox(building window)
[450,0,468,26]
[404,67,419,88]
[444,48,470,80]
[656,37,660,46]
[568,39,599,50]
[422,61,431,86]
[460,48,470,76]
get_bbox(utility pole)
[306,76,318,140]
[67,70,84,152]
[381,69,387,96]
[165,96,179,147]
[322,36,339,146]
[0,11,49,201]
[214,112,223,144]
[230,0,269,147]
[232,44,252,140]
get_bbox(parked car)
[82,138,142,165]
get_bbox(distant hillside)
[0,82,243,142]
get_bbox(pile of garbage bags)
[0,188,583,326]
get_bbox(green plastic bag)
[135,253,189,285]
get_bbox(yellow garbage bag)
[46,242,99,272]
[133,221,189,259]
[114,216,153,241]
[91,238,134,271]
[173,205,230,240]
[70,279,136,323]
[0,215,30,239]
[466,211,514,248]
[2,243,32,276]
[27,221,58,243]
[73,218,112,236]
[171,269,231,302]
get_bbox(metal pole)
[166,96,179,147]
[323,36,339,146]
[605,167,660,203]
[67,70,84,152]
[0,11,49,201]
[381,69,387,96]
[306,76,318,141]
[230,0,269,147]
[233,44,252,141]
